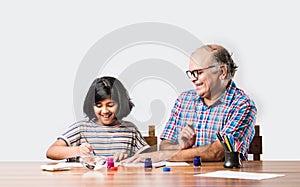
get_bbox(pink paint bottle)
[107,157,114,169]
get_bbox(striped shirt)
[160,81,257,159]
[59,120,149,157]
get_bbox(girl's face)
[93,97,118,125]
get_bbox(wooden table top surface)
[1,161,299,187]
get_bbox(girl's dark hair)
[83,76,134,121]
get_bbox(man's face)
[188,49,222,100]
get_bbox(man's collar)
[192,80,236,107]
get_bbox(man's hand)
[179,123,196,149]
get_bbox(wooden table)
[1,161,299,186]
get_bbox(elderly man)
[123,44,257,163]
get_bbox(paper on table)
[41,162,83,171]
[195,170,285,180]
[121,161,189,167]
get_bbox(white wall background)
[1,0,299,161]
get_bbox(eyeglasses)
[186,65,217,79]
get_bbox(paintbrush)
[81,133,96,155]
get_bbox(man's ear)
[219,65,227,80]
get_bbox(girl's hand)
[114,152,128,162]
[77,143,93,156]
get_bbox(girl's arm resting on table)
[46,139,92,160]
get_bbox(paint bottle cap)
[163,167,171,172]
[110,166,118,171]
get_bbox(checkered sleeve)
[160,95,182,143]
[221,97,257,156]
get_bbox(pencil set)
[216,132,243,152]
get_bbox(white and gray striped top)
[58,120,149,157]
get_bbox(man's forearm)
[167,145,209,161]
[159,140,181,150]
[167,141,225,162]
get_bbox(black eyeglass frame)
[186,65,218,79]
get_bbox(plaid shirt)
[160,81,257,159]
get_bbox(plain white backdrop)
[1,1,299,161]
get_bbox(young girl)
[46,76,149,161]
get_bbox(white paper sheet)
[41,162,83,171]
[195,170,285,180]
